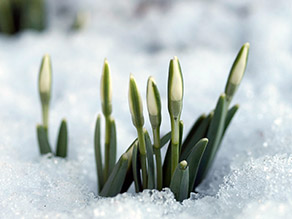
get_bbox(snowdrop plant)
[0,0,46,34]
[94,43,249,201]
[94,60,117,192]
[37,55,68,158]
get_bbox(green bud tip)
[128,74,144,128]
[39,54,52,100]
[100,58,112,116]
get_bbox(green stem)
[104,115,111,180]
[153,128,162,190]
[137,126,147,189]
[171,117,179,176]
[154,148,162,190]
[42,104,49,130]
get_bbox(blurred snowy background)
[1,0,292,218]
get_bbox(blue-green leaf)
[94,115,103,192]
[100,154,129,197]
[180,113,212,161]
[108,119,117,176]
[56,119,68,158]
[132,140,142,192]
[144,130,155,189]
[37,125,52,154]
[186,138,208,192]
[196,94,227,185]
[169,160,189,201]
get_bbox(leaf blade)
[94,115,104,193]
[37,125,52,155]
[56,119,68,158]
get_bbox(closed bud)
[168,56,184,119]
[128,74,144,128]
[225,43,250,102]
[100,59,112,117]
[38,54,52,106]
[146,76,161,129]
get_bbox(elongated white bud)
[168,56,184,119]
[128,74,144,128]
[146,77,161,129]
[39,54,52,104]
[225,43,250,101]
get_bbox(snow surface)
[1,0,292,218]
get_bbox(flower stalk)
[36,54,68,158]
[146,77,162,190]
[129,74,148,188]
[167,56,184,176]
[38,54,52,130]
[100,59,116,180]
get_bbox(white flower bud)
[168,56,184,118]
[225,43,250,101]
[170,57,183,101]
[146,76,161,129]
[39,54,52,97]
[128,74,144,128]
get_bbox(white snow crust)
[1,0,292,218]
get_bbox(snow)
[1,0,292,218]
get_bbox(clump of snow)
[1,0,292,218]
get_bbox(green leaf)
[196,94,227,186]
[20,0,46,31]
[180,113,213,161]
[108,119,117,176]
[132,140,142,192]
[56,119,68,158]
[162,141,172,187]
[36,125,52,154]
[223,104,239,135]
[144,130,155,189]
[179,120,183,153]
[214,104,239,158]
[0,0,15,34]
[170,160,189,202]
[160,131,171,149]
[186,138,208,193]
[100,154,129,197]
[94,115,103,192]
[121,139,137,193]
[180,114,205,152]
